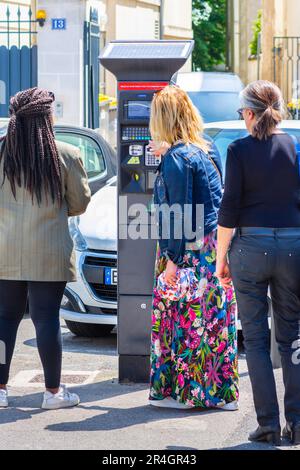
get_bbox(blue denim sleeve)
[160,152,193,265]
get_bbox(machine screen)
[127,101,151,120]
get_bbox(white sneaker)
[149,397,193,410]
[42,385,80,410]
[0,389,8,408]
[217,400,239,411]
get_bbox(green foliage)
[192,0,227,71]
[249,9,262,57]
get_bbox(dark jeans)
[0,280,66,389]
[229,228,300,428]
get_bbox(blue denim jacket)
[153,141,222,265]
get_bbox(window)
[207,129,248,171]
[188,92,241,123]
[55,132,106,180]
[207,127,300,176]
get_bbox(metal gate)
[0,5,37,117]
[83,7,100,129]
[273,36,300,118]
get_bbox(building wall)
[229,0,262,84]
[106,0,160,45]
[33,0,192,124]
[163,0,193,74]
[230,0,300,87]
[105,0,160,97]
[116,0,160,40]
[271,0,300,102]
[36,0,87,125]
[284,0,298,36]
[163,0,193,40]
[105,0,193,97]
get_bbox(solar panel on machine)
[103,42,189,59]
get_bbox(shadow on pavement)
[43,381,239,433]
[214,442,282,450]
[0,380,238,434]
[23,328,117,357]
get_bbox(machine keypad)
[122,127,151,141]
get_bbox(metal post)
[6,6,10,101]
[90,64,95,129]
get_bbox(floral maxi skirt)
[149,230,239,408]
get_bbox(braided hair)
[0,87,63,206]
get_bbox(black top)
[218,133,300,228]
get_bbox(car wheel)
[65,320,114,337]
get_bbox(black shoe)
[282,422,300,445]
[249,426,281,446]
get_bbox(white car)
[60,177,118,337]
[204,119,300,173]
[175,72,244,123]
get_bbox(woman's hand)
[165,259,178,286]
[216,257,232,290]
[148,140,170,157]
[216,226,235,290]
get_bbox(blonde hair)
[150,85,210,153]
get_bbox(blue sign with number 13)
[52,18,66,30]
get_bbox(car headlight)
[68,216,88,252]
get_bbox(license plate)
[104,268,117,285]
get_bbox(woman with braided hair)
[0,88,91,409]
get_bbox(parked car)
[174,71,244,123]
[0,119,117,195]
[61,177,118,337]
[204,119,300,175]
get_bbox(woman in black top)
[216,80,300,446]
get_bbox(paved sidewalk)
[0,316,298,450]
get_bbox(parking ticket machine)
[100,40,194,382]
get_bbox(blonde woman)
[148,86,239,410]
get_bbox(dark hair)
[0,87,62,205]
[240,80,286,140]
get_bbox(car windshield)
[206,127,300,174]
[188,92,241,123]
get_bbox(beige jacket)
[0,140,91,282]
